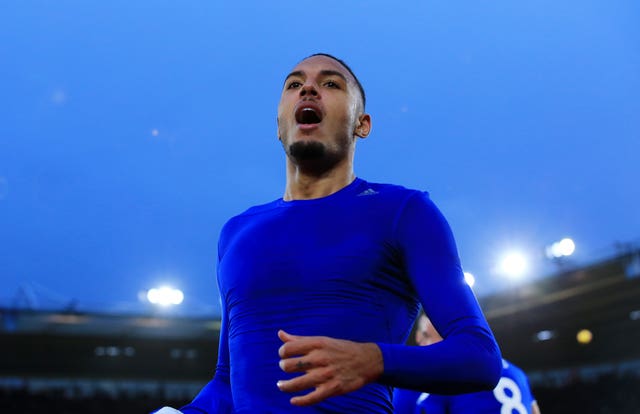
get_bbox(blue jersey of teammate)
[395,359,539,414]
[177,178,501,414]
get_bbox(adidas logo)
[357,188,378,196]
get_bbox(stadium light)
[146,286,184,306]
[463,272,475,288]
[499,251,528,279]
[545,238,576,259]
[576,329,593,345]
[534,330,555,342]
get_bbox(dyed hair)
[305,53,367,110]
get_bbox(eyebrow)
[283,69,349,86]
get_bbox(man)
[393,314,541,414]
[155,53,501,414]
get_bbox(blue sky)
[1,1,639,316]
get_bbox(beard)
[285,139,346,175]
[288,140,327,160]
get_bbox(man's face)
[277,55,366,165]
[415,315,443,346]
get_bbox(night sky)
[1,1,639,316]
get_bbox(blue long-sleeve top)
[393,359,536,414]
[180,178,501,414]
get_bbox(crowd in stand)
[532,373,640,414]
[0,388,187,414]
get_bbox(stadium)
[1,248,639,413]
[3,1,639,413]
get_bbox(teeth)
[302,108,317,119]
[297,107,321,124]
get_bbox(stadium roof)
[481,249,640,370]
[0,308,219,340]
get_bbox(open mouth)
[295,106,323,125]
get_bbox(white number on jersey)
[492,377,528,414]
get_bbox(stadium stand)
[1,249,639,413]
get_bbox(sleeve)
[179,263,235,414]
[377,192,502,394]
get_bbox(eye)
[287,81,302,89]
[324,80,340,88]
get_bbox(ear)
[354,113,371,138]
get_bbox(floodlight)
[463,272,475,287]
[576,329,593,344]
[535,330,555,342]
[147,286,184,306]
[546,238,575,259]
[499,251,528,278]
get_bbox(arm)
[378,192,501,393]
[527,373,541,414]
[178,272,234,414]
[277,192,501,404]
[532,400,541,414]
[154,302,233,414]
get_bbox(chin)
[288,141,327,161]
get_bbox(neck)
[283,156,356,201]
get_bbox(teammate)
[155,53,502,414]
[393,314,541,414]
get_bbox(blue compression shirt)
[394,359,536,414]
[181,178,501,414]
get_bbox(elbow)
[473,327,503,391]
[480,353,503,391]
[432,345,502,395]
[455,356,502,394]
[474,344,503,391]
[458,339,503,393]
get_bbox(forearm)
[390,193,502,392]
[377,322,501,393]
[181,276,234,414]
[180,375,234,414]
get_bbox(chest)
[218,206,401,301]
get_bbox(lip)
[297,123,320,131]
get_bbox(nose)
[299,83,318,98]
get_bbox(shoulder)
[224,198,282,226]
[235,198,282,218]
[356,179,436,211]
[363,180,447,220]
[502,359,527,378]
[217,199,280,249]
[500,359,534,392]
[359,179,429,199]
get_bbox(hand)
[153,407,183,414]
[276,330,383,406]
